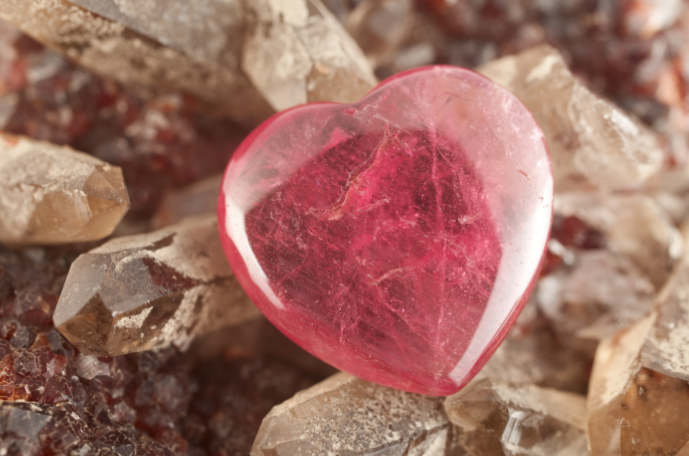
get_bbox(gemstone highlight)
[219,66,553,396]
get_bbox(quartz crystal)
[0,133,129,244]
[588,250,689,455]
[0,26,246,218]
[242,0,377,112]
[0,0,377,124]
[445,378,588,456]
[54,215,261,356]
[0,0,273,125]
[0,238,320,455]
[251,372,449,456]
[220,66,553,396]
[477,45,664,192]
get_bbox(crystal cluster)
[0,243,320,455]
[0,134,129,244]
[0,30,245,218]
[0,0,376,125]
[1,0,689,454]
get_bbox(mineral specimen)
[445,378,588,456]
[251,372,449,455]
[587,250,689,455]
[53,214,261,356]
[219,66,553,396]
[477,45,664,192]
[0,133,129,245]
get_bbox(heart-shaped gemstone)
[219,66,553,396]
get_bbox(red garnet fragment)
[218,66,553,396]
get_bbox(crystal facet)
[0,0,376,125]
[445,378,588,456]
[54,215,260,356]
[251,372,449,456]
[219,66,553,396]
[0,133,129,244]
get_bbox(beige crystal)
[0,0,275,125]
[588,250,689,455]
[445,378,588,456]
[242,0,378,112]
[53,214,261,356]
[477,45,664,192]
[251,372,450,456]
[0,133,129,244]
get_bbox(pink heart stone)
[218,66,553,396]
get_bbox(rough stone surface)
[445,378,588,456]
[220,65,553,396]
[0,0,377,124]
[0,133,129,245]
[477,45,664,192]
[251,372,449,456]
[54,214,260,356]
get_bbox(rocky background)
[0,0,688,455]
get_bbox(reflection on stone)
[445,378,588,456]
[53,214,260,356]
[0,133,129,245]
[478,45,664,192]
[251,372,449,456]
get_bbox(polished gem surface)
[219,66,553,396]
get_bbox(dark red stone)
[219,66,553,396]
